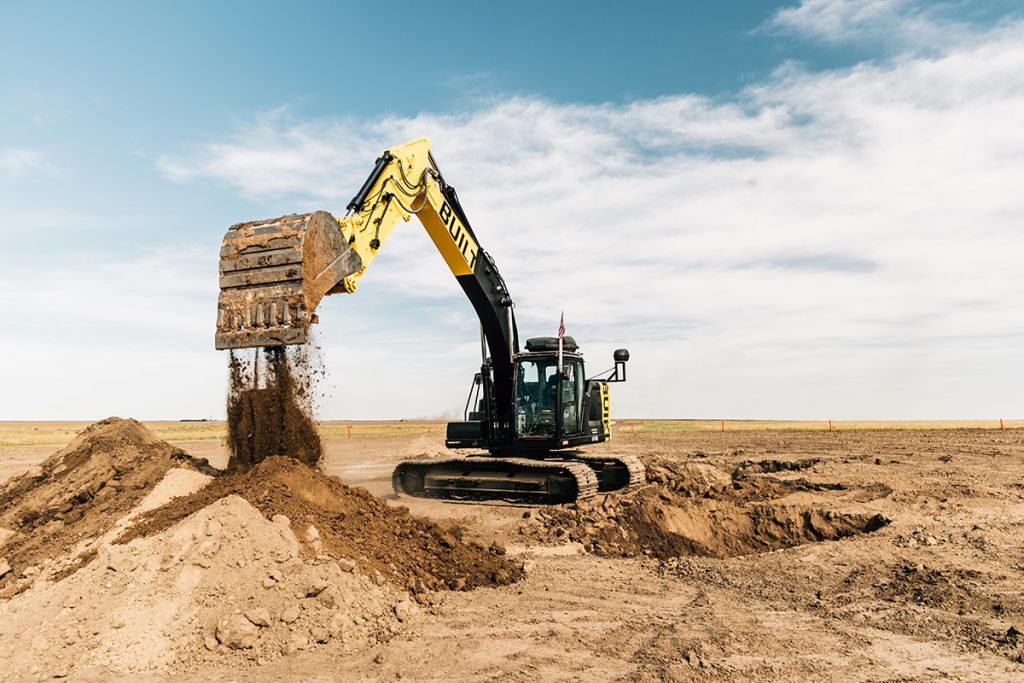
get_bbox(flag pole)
[557,310,564,374]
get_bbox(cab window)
[515,358,557,437]
[515,358,584,437]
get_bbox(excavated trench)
[521,458,890,559]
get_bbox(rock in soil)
[217,613,260,649]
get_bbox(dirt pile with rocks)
[0,419,523,679]
[227,346,322,470]
[0,417,216,595]
[520,458,889,558]
[120,455,522,592]
[0,495,411,677]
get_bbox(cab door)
[558,360,585,437]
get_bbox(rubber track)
[569,452,647,492]
[392,457,600,503]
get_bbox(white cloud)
[0,148,44,177]
[0,247,226,420]
[0,247,214,348]
[761,0,983,48]
[16,10,1022,420]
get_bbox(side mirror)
[608,348,629,382]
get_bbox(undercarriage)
[392,452,645,504]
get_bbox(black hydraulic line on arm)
[347,151,394,214]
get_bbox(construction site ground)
[1,420,1022,682]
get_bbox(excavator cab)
[446,335,629,454]
[416,339,638,502]
[510,336,628,450]
[513,339,585,440]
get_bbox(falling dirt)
[118,455,521,592]
[227,346,322,470]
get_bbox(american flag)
[558,311,565,339]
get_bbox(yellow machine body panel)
[600,382,611,440]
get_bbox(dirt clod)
[217,612,260,649]
[245,607,272,627]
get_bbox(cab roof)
[524,336,578,353]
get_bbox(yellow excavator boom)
[215,137,482,350]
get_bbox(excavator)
[215,137,644,503]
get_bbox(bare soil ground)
[1,422,1022,681]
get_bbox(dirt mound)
[875,560,987,612]
[828,559,1024,663]
[227,347,322,470]
[521,457,888,559]
[0,417,215,595]
[0,419,524,678]
[0,494,410,677]
[644,460,734,498]
[120,456,521,592]
[837,559,989,612]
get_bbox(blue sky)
[2,1,1022,420]
[1,0,846,253]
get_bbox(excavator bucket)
[215,211,361,349]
